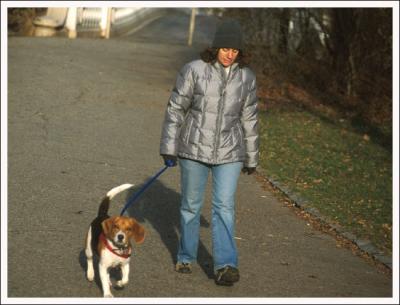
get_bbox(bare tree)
[223,7,392,127]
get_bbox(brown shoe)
[175,262,192,274]
[215,266,240,286]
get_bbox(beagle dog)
[85,184,145,297]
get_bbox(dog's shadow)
[125,179,214,278]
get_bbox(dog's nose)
[117,234,124,241]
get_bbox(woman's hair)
[200,47,251,68]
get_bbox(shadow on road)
[125,179,214,279]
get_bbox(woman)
[159,18,259,286]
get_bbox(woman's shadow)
[125,179,214,278]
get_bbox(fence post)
[65,7,78,38]
[105,8,112,39]
[188,8,196,46]
[100,7,112,38]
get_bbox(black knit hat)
[212,18,243,50]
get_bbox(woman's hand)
[242,167,256,175]
[162,154,177,167]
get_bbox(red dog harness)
[99,232,131,259]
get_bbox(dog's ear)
[129,219,145,244]
[101,217,114,236]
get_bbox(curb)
[256,167,392,271]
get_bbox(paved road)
[6,12,392,299]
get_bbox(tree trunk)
[330,8,356,97]
[278,8,290,54]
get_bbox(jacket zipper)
[213,65,231,161]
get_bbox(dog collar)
[99,232,131,259]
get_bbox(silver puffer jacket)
[160,59,259,167]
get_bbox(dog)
[85,183,145,297]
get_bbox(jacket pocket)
[230,123,244,147]
[236,123,244,146]
[181,116,194,144]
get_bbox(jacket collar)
[212,61,239,81]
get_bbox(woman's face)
[217,48,239,67]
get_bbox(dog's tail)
[98,184,134,217]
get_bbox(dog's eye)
[127,227,133,232]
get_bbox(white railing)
[79,7,103,29]
[34,7,172,38]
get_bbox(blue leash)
[120,160,174,216]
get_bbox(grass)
[258,102,393,256]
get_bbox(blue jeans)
[177,158,243,272]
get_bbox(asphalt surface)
[6,12,393,300]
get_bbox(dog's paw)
[116,279,128,288]
[86,270,94,282]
